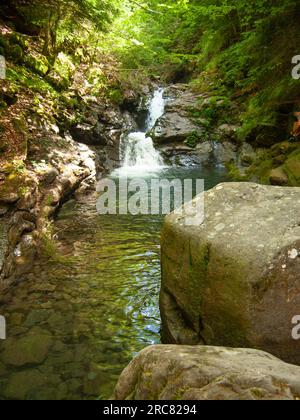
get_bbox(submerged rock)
[114,345,300,400]
[4,369,62,400]
[160,182,300,364]
[0,327,53,366]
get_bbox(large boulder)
[114,345,300,400]
[160,182,300,364]
[149,85,204,144]
[151,113,203,144]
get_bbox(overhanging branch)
[130,0,162,15]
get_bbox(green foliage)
[2,0,300,152]
[110,0,300,145]
[184,131,202,148]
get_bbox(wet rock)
[114,345,300,400]
[41,168,59,186]
[0,219,8,269]
[24,309,52,328]
[0,327,53,366]
[213,141,237,164]
[160,182,300,364]
[270,167,289,186]
[3,370,62,400]
[17,190,37,210]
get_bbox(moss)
[24,54,49,76]
[188,243,252,347]
[184,131,202,148]
[0,35,9,51]
[226,163,249,182]
[108,87,124,105]
[6,65,57,95]
[9,33,28,50]
[9,44,24,63]
[284,153,300,185]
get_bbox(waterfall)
[116,88,165,176]
[146,87,165,131]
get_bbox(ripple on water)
[0,165,228,400]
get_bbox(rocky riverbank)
[148,85,257,169]
[0,94,142,287]
[148,84,300,186]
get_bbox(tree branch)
[130,0,162,15]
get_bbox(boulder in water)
[160,182,300,364]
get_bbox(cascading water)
[146,87,165,130]
[117,88,165,175]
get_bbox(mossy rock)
[160,183,300,364]
[45,72,69,91]
[0,327,53,367]
[24,54,49,76]
[9,33,28,50]
[0,35,9,52]
[284,154,300,183]
[269,167,289,186]
[9,44,24,63]
[270,141,298,158]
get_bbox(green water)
[0,164,228,400]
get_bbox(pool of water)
[0,163,228,400]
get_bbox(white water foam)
[115,87,166,177]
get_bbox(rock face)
[70,102,137,172]
[114,345,300,400]
[0,218,8,271]
[149,85,204,144]
[160,182,300,364]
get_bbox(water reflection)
[0,164,228,400]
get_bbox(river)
[0,88,228,400]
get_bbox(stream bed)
[0,87,229,400]
[0,164,228,400]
